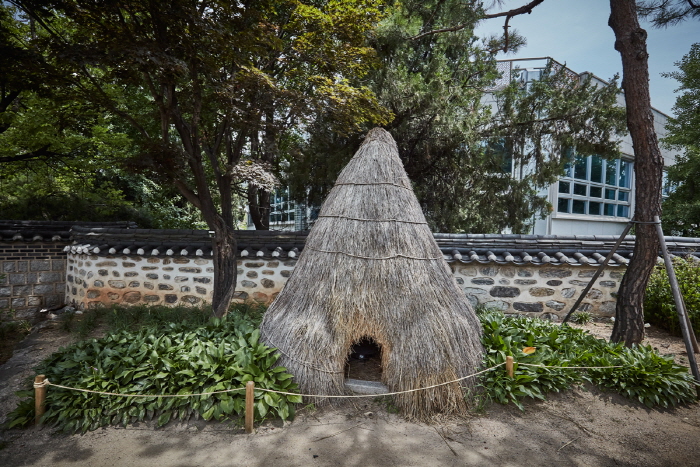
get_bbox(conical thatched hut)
[260,128,483,419]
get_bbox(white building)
[491,58,674,236]
[250,57,674,236]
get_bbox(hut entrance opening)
[345,337,383,382]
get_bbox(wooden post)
[506,356,514,378]
[654,216,700,392]
[245,381,255,434]
[34,375,47,426]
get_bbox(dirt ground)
[1,318,699,467]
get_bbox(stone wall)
[451,263,622,320]
[0,242,68,321]
[66,250,623,321]
[66,253,294,309]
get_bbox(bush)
[571,311,593,325]
[6,312,300,432]
[645,255,700,336]
[478,309,697,409]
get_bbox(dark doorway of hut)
[345,337,383,382]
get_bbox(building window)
[270,187,296,226]
[662,171,675,199]
[557,155,632,218]
[485,138,513,174]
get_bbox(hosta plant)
[6,314,300,432]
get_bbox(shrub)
[479,309,697,409]
[571,310,593,325]
[645,255,700,336]
[6,313,300,432]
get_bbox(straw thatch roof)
[260,128,483,420]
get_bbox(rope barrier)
[36,361,631,400]
[43,380,247,398]
[253,363,506,399]
[38,363,506,400]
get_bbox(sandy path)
[2,319,699,467]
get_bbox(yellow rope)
[254,363,505,399]
[40,363,505,399]
[44,380,246,398]
[38,361,630,400]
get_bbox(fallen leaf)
[522,347,536,355]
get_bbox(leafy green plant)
[6,313,300,432]
[645,255,700,336]
[478,309,697,410]
[571,310,593,325]
[0,312,31,340]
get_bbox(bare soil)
[1,318,699,467]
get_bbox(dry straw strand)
[260,128,484,420]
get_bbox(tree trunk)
[608,0,664,345]
[211,223,238,318]
[248,186,271,230]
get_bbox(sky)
[474,0,700,116]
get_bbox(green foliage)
[644,255,700,336]
[0,307,31,341]
[661,43,700,237]
[571,311,593,325]
[479,309,697,410]
[291,1,626,233]
[5,312,301,432]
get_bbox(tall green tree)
[290,0,626,234]
[608,0,665,345]
[0,3,182,226]
[638,0,700,26]
[608,0,699,345]
[660,43,700,237]
[11,0,389,317]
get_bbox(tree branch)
[173,179,203,210]
[0,145,65,163]
[410,0,545,40]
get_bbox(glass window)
[572,199,586,214]
[486,138,513,174]
[591,156,603,183]
[574,155,588,180]
[618,161,630,188]
[558,198,570,213]
[557,155,632,219]
[606,159,617,186]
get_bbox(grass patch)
[6,304,697,432]
[5,303,300,433]
[0,309,32,365]
[478,309,698,409]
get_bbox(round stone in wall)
[123,291,142,303]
